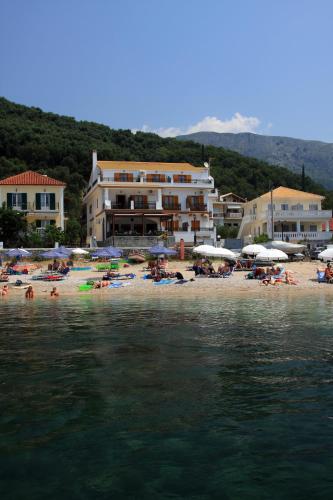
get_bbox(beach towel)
[79,284,93,291]
[153,279,175,285]
[317,271,326,283]
[108,283,123,289]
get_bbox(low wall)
[100,236,176,248]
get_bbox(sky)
[1,0,333,142]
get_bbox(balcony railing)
[162,204,181,210]
[268,209,332,219]
[274,231,332,241]
[224,212,242,218]
[100,176,213,185]
[103,202,157,210]
[188,205,207,211]
[3,202,60,211]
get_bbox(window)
[89,204,92,214]
[309,204,318,211]
[267,204,275,210]
[114,173,134,182]
[146,174,166,182]
[162,195,179,209]
[281,204,289,211]
[173,175,191,183]
[309,224,317,232]
[191,219,200,231]
[7,193,27,210]
[36,193,55,210]
[36,220,55,230]
[291,204,303,211]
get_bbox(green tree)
[216,225,239,239]
[0,206,27,247]
[64,218,82,245]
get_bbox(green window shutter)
[50,193,55,210]
[21,193,27,210]
[7,193,13,209]
[36,220,41,228]
[36,193,41,210]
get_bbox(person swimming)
[50,286,59,297]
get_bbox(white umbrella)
[256,248,288,261]
[71,248,89,255]
[318,248,333,261]
[242,244,266,255]
[271,240,306,254]
[193,245,215,254]
[193,245,236,258]
[203,247,236,258]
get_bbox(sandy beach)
[2,259,333,300]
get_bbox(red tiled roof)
[0,170,66,186]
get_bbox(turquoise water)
[0,295,333,499]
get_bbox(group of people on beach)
[1,284,59,299]
[192,259,233,277]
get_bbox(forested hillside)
[1,97,332,224]
[178,131,333,189]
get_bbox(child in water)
[25,285,34,299]
[50,287,59,297]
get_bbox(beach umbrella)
[71,248,89,255]
[256,248,288,261]
[193,244,215,255]
[40,249,68,259]
[318,248,333,261]
[271,240,306,254]
[92,246,122,258]
[242,244,266,255]
[57,245,72,255]
[6,248,32,257]
[105,246,123,257]
[91,249,112,258]
[201,247,236,258]
[149,245,177,255]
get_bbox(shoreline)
[1,260,333,300]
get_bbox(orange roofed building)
[83,151,217,246]
[238,186,332,243]
[0,170,66,230]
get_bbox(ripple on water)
[0,295,333,499]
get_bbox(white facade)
[84,152,217,245]
[238,186,332,243]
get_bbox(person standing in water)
[25,286,34,299]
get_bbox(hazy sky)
[1,0,333,141]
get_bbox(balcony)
[103,202,157,210]
[224,212,243,219]
[162,204,181,210]
[99,176,213,186]
[268,209,332,219]
[274,231,332,241]
[188,205,207,211]
[3,202,60,212]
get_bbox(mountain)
[177,132,333,189]
[0,97,332,227]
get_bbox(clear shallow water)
[0,295,333,500]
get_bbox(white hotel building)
[83,151,217,246]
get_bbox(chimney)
[92,150,97,170]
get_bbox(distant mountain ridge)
[177,132,333,189]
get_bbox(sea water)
[0,295,333,499]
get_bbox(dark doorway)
[116,195,126,208]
